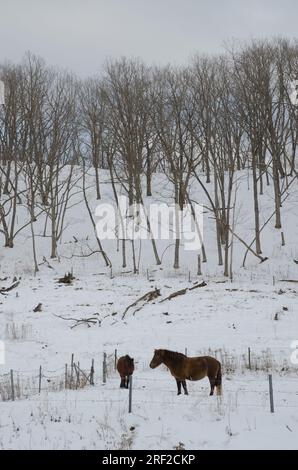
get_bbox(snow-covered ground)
[0,170,298,449]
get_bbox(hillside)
[0,170,298,450]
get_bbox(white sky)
[0,0,297,76]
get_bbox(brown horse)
[117,355,134,388]
[150,349,222,396]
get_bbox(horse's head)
[149,349,164,369]
[125,355,134,365]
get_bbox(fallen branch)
[190,172,268,264]
[33,303,42,312]
[159,281,207,303]
[159,288,187,303]
[0,280,20,295]
[53,313,101,328]
[279,279,298,283]
[57,272,75,284]
[70,318,101,329]
[122,288,161,319]
[242,184,295,267]
[189,281,207,290]
[38,256,54,270]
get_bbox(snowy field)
[0,170,298,450]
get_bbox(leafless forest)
[1,38,298,276]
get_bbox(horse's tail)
[215,363,222,395]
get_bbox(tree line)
[1,38,298,276]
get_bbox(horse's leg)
[126,375,129,389]
[215,365,222,395]
[182,380,188,395]
[176,379,182,395]
[208,377,216,396]
[120,377,126,388]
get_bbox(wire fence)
[1,348,298,415]
[0,355,94,402]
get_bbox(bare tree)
[79,78,106,200]
[102,59,161,269]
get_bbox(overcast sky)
[0,0,297,76]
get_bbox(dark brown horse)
[117,355,134,388]
[150,349,222,396]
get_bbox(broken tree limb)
[57,272,75,284]
[33,303,42,312]
[0,280,20,294]
[70,318,101,329]
[224,224,268,264]
[189,173,269,266]
[159,281,207,303]
[122,288,161,319]
[53,313,101,328]
[189,281,207,290]
[38,256,54,269]
[242,183,295,267]
[159,288,187,303]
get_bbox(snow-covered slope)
[0,170,298,449]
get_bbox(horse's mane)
[162,349,186,360]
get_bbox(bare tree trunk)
[146,142,152,196]
[3,161,11,195]
[214,175,223,266]
[82,166,111,267]
[94,163,101,200]
[131,240,137,274]
[272,156,282,228]
[30,205,39,274]
[252,152,262,254]
[186,192,207,263]
[108,159,126,268]
[50,202,57,259]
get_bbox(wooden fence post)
[197,254,202,276]
[90,359,94,385]
[103,352,107,384]
[114,349,117,371]
[38,366,42,394]
[70,353,74,390]
[76,361,80,389]
[128,375,133,413]
[10,369,15,401]
[281,232,285,246]
[269,374,274,413]
[65,364,68,389]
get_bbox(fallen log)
[57,272,75,284]
[159,288,187,303]
[159,281,207,303]
[0,280,20,295]
[189,281,207,290]
[33,302,43,312]
[122,288,161,319]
